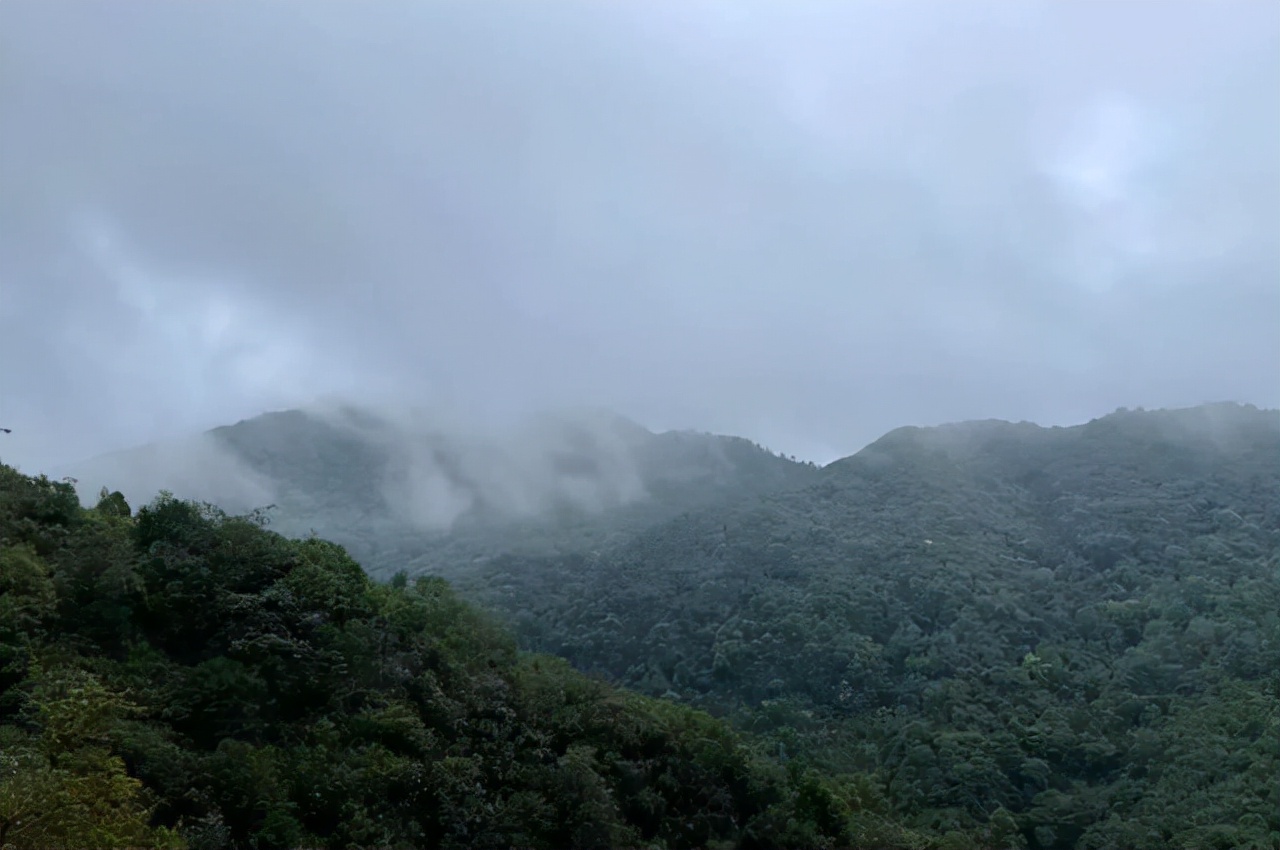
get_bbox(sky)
[2,0,1278,471]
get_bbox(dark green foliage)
[0,462,879,849]
[95,487,133,518]
[80,407,819,579]
[441,404,1280,849]
[16,402,1277,849]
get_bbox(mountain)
[57,401,1280,848]
[463,402,1278,697]
[69,404,819,577]
[440,402,1280,849]
[0,461,899,850]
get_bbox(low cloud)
[67,433,277,516]
[2,1,1276,474]
[300,404,657,531]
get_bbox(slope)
[442,403,1280,849]
[69,405,820,578]
[1,461,928,850]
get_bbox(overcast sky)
[2,0,1277,471]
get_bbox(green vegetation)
[444,404,1280,850]
[73,407,818,578]
[0,464,917,849]
[15,402,1279,849]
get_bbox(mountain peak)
[69,403,816,569]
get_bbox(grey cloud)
[336,405,656,531]
[70,402,693,536]
[1,0,1277,474]
[70,433,277,514]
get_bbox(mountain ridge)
[66,402,1275,578]
[41,399,1280,848]
[445,400,1279,698]
[67,402,820,572]
[429,400,1279,846]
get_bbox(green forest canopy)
[0,464,928,850]
[3,402,1278,849]
[444,404,1280,850]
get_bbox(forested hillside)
[16,402,1280,849]
[445,404,1280,849]
[70,406,818,577]
[0,461,933,850]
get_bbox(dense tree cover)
[389,426,818,582]
[442,404,1280,850]
[37,402,1280,848]
[1,462,939,850]
[77,407,817,576]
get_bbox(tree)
[0,666,182,849]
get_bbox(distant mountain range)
[62,400,1280,846]
[460,401,1279,700]
[69,403,818,573]
[71,401,1276,585]
[437,401,1280,845]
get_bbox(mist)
[2,1,1277,474]
[67,402,705,534]
[68,433,277,515]
[312,403,656,531]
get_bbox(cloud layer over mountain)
[2,1,1276,471]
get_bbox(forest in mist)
[3,402,1277,849]
[3,4,1278,847]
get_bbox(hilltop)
[52,401,1280,848]
[69,404,819,576]
[0,461,896,849]
[443,403,1280,848]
